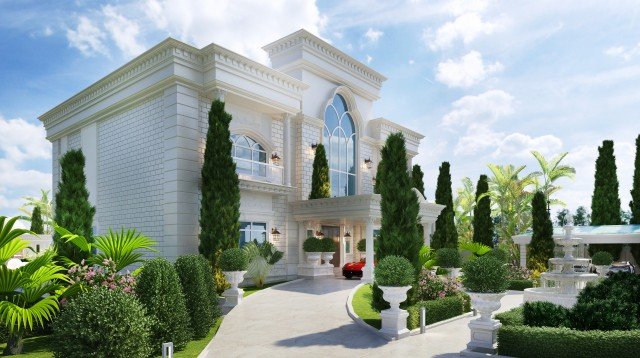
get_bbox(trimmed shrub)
[371,283,389,311]
[357,239,366,252]
[136,258,192,351]
[591,251,614,266]
[497,325,640,358]
[302,237,323,252]
[219,248,248,271]
[374,255,415,287]
[461,255,508,293]
[569,299,638,331]
[196,255,222,320]
[320,237,335,252]
[436,248,461,268]
[53,288,152,358]
[507,279,534,291]
[175,255,215,339]
[407,296,465,329]
[485,247,509,263]
[457,291,471,312]
[523,301,569,328]
[495,307,524,326]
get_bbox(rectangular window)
[239,221,267,247]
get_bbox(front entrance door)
[322,226,341,267]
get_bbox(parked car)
[607,261,636,275]
[342,259,377,279]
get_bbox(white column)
[423,222,431,246]
[298,221,307,266]
[362,218,375,283]
[519,244,527,268]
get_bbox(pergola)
[290,191,444,281]
[513,225,640,267]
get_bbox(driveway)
[200,278,523,358]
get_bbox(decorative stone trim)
[239,179,293,195]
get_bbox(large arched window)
[231,134,266,177]
[323,94,356,197]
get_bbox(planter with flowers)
[220,248,248,307]
[375,255,415,339]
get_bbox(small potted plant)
[591,251,613,277]
[357,239,366,253]
[220,248,248,307]
[303,237,323,266]
[461,255,508,354]
[320,237,335,267]
[374,255,415,339]
[437,248,462,278]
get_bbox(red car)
[342,259,375,279]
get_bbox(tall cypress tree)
[589,140,622,258]
[309,143,331,199]
[377,133,421,267]
[53,149,96,263]
[472,174,493,247]
[529,191,554,269]
[373,158,385,194]
[630,135,640,224]
[199,99,241,267]
[412,164,425,198]
[30,206,44,234]
[431,162,458,249]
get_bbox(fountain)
[523,222,599,308]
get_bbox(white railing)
[234,158,284,185]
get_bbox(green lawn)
[172,317,223,358]
[242,280,287,298]
[352,284,381,329]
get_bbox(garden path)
[200,278,523,358]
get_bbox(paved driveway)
[200,278,523,358]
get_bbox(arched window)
[323,94,356,197]
[231,134,266,177]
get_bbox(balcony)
[234,158,292,195]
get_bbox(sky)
[1,0,640,222]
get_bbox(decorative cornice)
[262,29,387,88]
[239,179,293,195]
[369,117,425,143]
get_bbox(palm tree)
[454,177,476,243]
[0,216,67,355]
[530,151,576,207]
[18,189,53,234]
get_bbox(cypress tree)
[199,99,241,267]
[472,174,493,247]
[53,149,95,263]
[529,191,554,269]
[373,158,385,194]
[309,143,331,199]
[412,164,425,198]
[630,135,640,224]
[589,140,622,258]
[30,206,44,235]
[431,162,458,249]
[377,133,421,267]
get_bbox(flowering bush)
[67,258,136,295]
[507,264,532,281]
[415,268,461,301]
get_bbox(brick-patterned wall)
[96,96,164,254]
[360,142,375,194]
[295,120,321,200]
[67,130,81,151]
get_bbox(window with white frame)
[323,94,356,197]
[231,134,267,178]
[239,221,267,247]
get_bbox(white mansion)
[39,30,443,281]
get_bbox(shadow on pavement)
[275,324,387,349]
[271,277,359,296]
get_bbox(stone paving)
[200,278,523,358]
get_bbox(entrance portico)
[291,193,444,282]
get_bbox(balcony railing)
[234,158,284,185]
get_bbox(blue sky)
[1,0,639,222]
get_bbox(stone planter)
[322,252,334,267]
[305,252,322,266]
[595,265,610,277]
[379,285,412,339]
[447,267,461,278]
[464,291,506,354]
[222,270,247,307]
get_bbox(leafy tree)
[412,164,425,198]
[589,140,622,258]
[454,177,475,244]
[30,206,44,234]
[631,134,640,224]
[19,189,52,234]
[529,192,554,269]
[473,174,494,247]
[377,133,421,267]
[556,209,570,227]
[199,99,241,267]
[53,149,96,264]
[573,206,590,226]
[309,143,330,199]
[621,210,632,225]
[432,162,458,249]
[531,151,575,206]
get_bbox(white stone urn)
[222,270,247,307]
[306,252,322,266]
[465,291,506,354]
[595,265,610,277]
[379,285,412,339]
[322,252,334,267]
[447,267,462,278]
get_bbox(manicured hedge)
[507,279,534,291]
[175,255,216,339]
[497,325,640,358]
[407,296,464,329]
[495,307,524,326]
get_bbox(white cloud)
[43,26,54,37]
[441,89,514,127]
[424,12,495,51]
[492,133,563,158]
[454,123,503,155]
[103,5,146,57]
[66,16,108,56]
[445,0,490,16]
[364,27,383,44]
[436,50,503,88]
[0,116,50,163]
[366,55,373,64]
[409,59,415,65]
[604,43,640,61]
